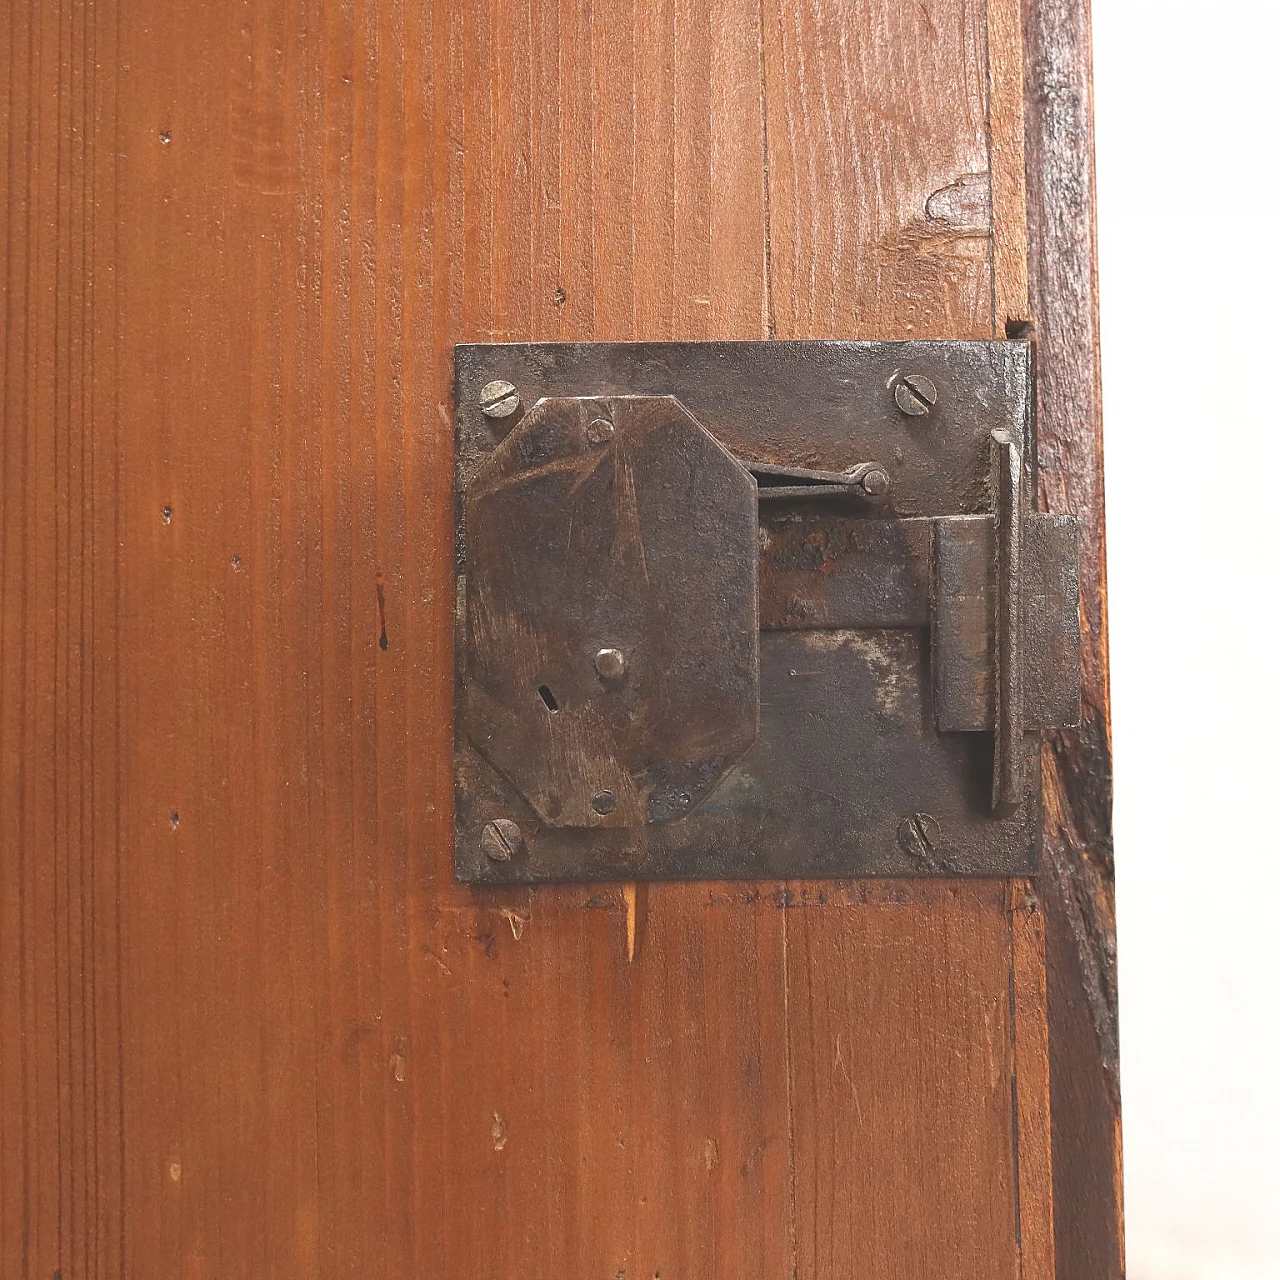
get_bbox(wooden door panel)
[0,0,1115,1276]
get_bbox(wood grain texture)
[1012,880,1056,1280]
[1022,0,1123,1276]
[785,881,1020,1278]
[765,0,994,340]
[988,0,1031,329]
[0,0,1118,1275]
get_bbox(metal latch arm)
[749,460,891,503]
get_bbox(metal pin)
[594,647,627,680]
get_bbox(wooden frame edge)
[1022,1,1124,1277]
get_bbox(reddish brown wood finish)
[1,0,1113,1275]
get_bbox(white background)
[1093,2,1280,1277]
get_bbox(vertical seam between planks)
[73,0,91,1268]
[81,0,96,1264]
[82,0,99,1267]
[51,0,69,1262]
[308,0,325,1267]
[110,0,127,1265]
[756,0,776,340]
[981,0,999,338]
[16,6,37,1272]
[1007,886,1024,1271]
[759,10,791,1265]
[780,898,797,1278]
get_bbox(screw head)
[591,790,617,816]
[479,380,520,419]
[586,417,615,445]
[859,466,891,498]
[893,374,939,417]
[594,647,627,680]
[480,817,523,862]
[897,812,941,861]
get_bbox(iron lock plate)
[453,341,1081,883]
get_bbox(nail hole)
[169,811,180,830]
[537,685,559,713]
[161,506,172,524]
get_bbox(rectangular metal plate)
[454,340,1043,882]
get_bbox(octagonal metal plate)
[454,340,1041,883]
[464,394,759,829]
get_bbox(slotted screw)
[479,380,520,419]
[480,818,523,861]
[897,812,941,861]
[894,374,939,417]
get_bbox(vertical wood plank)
[410,2,793,1275]
[763,0,993,340]
[0,0,1079,1276]
[786,883,1020,1280]
[1023,0,1123,1274]
[988,0,1031,329]
[1012,881,1056,1280]
[2,0,127,1276]
[760,0,1048,1275]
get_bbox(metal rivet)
[479,380,520,419]
[859,466,891,498]
[893,374,938,417]
[586,418,615,445]
[897,812,941,860]
[591,790,617,816]
[594,647,627,680]
[480,817,523,861]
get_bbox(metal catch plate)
[453,341,1081,883]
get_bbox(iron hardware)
[453,341,1080,882]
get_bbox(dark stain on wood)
[1024,0,1124,1274]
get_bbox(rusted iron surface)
[759,515,932,629]
[453,340,1079,882]
[464,394,759,830]
[1023,514,1082,730]
[934,515,1081,733]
